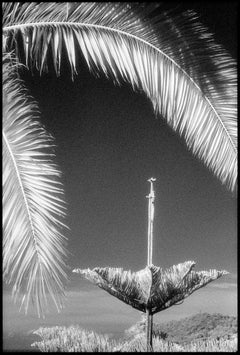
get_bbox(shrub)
[183,336,237,352]
[31,325,118,352]
[31,325,237,352]
[116,333,184,352]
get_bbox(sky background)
[3,2,237,351]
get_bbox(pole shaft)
[146,308,153,352]
[146,178,156,352]
[147,178,155,266]
[147,196,151,265]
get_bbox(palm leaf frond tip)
[3,53,68,318]
[3,2,237,191]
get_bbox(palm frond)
[73,262,228,314]
[3,2,237,191]
[2,53,68,318]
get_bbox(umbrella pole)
[146,177,156,352]
[146,308,153,351]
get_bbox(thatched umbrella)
[73,179,228,351]
[73,262,228,351]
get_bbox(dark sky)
[19,2,237,275]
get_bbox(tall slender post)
[146,308,153,352]
[146,177,156,352]
[147,178,156,266]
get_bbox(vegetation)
[118,334,184,352]
[183,336,237,352]
[3,5,237,354]
[31,316,237,352]
[74,262,228,350]
[31,326,117,352]
[118,334,237,352]
[125,312,237,344]
[154,313,237,344]
[2,53,68,318]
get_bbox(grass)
[31,326,117,352]
[183,336,237,352]
[31,326,237,352]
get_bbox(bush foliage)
[152,313,237,344]
[31,316,237,352]
[31,326,117,352]
[125,312,237,344]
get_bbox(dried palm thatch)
[2,2,237,191]
[73,261,228,314]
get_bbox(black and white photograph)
[3,2,237,352]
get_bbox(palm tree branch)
[3,54,68,317]
[3,2,237,192]
[3,129,41,257]
[3,19,236,155]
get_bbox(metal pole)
[146,308,153,351]
[147,177,156,266]
[146,177,156,352]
